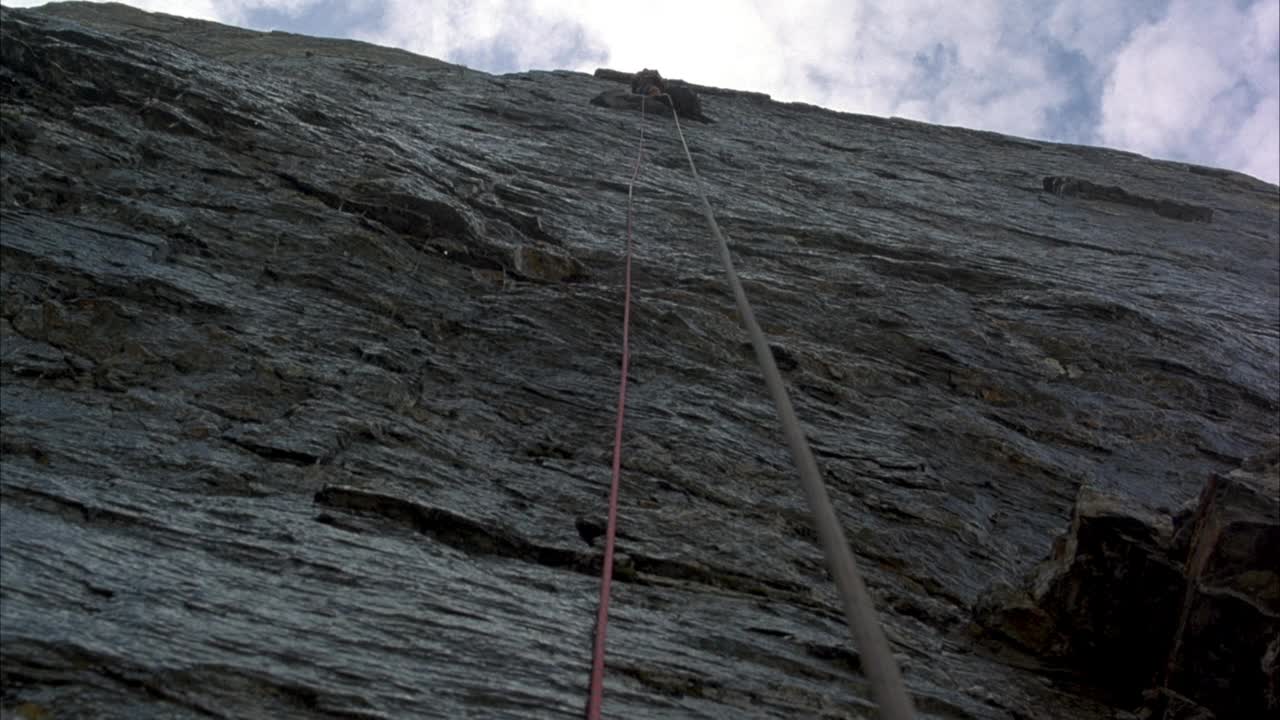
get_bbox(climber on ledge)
[590,68,714,123]
[633,69,714,124]
[631,68,667,97]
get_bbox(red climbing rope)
[585,97,649,720]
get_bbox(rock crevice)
[977,446,1280,718]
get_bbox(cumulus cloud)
[351,0,608,75]
[1097,0,1279,182]
[1047,0,1166,63]
[1,0,1276,183]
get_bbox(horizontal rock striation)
[1042,176,1215,223]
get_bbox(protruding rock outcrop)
[977,445,1280,718]
[1043,175,1215,223]
[590,74,714,124]
[1163,447,1280,718]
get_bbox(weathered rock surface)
[977,446,1280,717]
[2,3,1278,719]
[1043,176,1215,223]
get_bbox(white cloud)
[1098,0,1279,183]
[1047,0,1157,64]
[1220,94,1280,184]
[347,0,589,74]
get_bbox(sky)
[4,0,1279,185]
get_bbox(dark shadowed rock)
[1163,446,1280,718]
[664,84,713,123]
[2,2,1278,719]
[590,86,714,124]
[977,447,1280,717]
[590,88,663,114]
[598,67,714,122]
[594,67,771,102]
[593,68,634,84]
[976,487,1187,694]
[1138,688,1216,720]
[1264,633,1280,713]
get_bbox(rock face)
[1,3,1278,720]
[977,446,1280,718]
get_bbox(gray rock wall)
[2,3,1277,719]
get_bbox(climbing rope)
[662,98,917,720]
[584,95,649,720]
[586,91,915,720]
